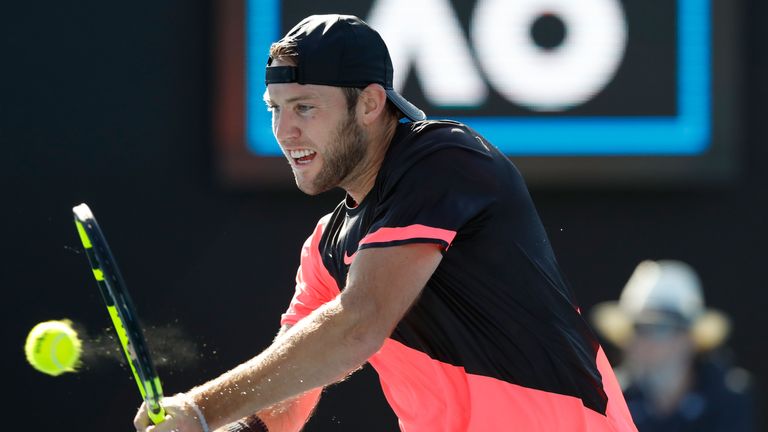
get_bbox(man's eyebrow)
[263,93,320,105]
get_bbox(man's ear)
[358,84,389,125]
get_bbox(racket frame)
[73,203,165,424]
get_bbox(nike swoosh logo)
[343,250,357,265]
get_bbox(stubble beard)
[306,111,368,194]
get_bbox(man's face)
[265,63,368,195]
[624,321,695,398]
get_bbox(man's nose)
[274,110,300,142]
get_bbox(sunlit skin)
[264,59,398,204]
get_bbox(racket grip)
[148,404,166,424]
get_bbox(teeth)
[289,149,316,159]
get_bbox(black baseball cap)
[265,14,426,122]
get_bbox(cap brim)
[691,310,731,351]
[589,302,731,351]
[589,302,633,348]
[386,89,426,121]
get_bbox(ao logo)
[246,0,710,155]
[367,0,627,111]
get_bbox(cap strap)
[265,66,297,84]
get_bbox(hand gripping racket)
[73,203,166,424]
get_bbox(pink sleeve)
[281,216,341,327]
[359,224,457,250]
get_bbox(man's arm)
[137,243,442,432]
[215,386,322,432]
[215,325,322,432]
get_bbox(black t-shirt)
[320,120,606,411]
[282,120,635,430]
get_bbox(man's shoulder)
[304,209,344,245]
[402,119,486,149]
[373,120,506,201]
[385,119,495,172]
[698,356,756,398]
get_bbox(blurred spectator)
[590,260,756,432]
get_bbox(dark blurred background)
[2,0,766,431]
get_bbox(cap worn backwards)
[265,14,426,122]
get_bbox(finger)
[134,402,151,430]
[145,414,177,432]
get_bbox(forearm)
[216,388,322,432]
[189,297,383,430]
[259,387,322,432]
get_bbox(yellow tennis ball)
[24,320,82,376]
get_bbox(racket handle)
[148,404,166,424]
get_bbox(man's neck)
[344,119,398,205]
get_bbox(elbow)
[346,325,386,359]
[335,300,389,361]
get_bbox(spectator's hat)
[590,260,730,351]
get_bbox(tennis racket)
[73,203,165,425]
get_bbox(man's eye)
[267,104,280,112]
[297,104,313,113]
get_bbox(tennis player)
[135,14,637,432]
